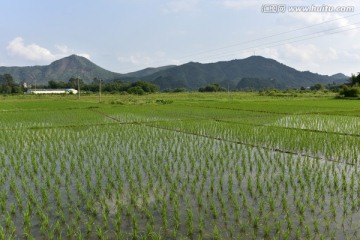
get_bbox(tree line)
[1,72,359,97]
[0,74,159,95]
[47,78,159,95]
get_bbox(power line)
[120,13,360,72]
[193,23,360,62]
[177,13,360,61]
[198,26,360,61]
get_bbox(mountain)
[0,55,124,85]
[330,73,349,82]
[0,55,349,90]
[124,65,176,78]
[142,56,348,90]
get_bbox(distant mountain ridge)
[142,56,348,90]
[0,55,124,85]
[124,65,176,78]
[0,55,348,89]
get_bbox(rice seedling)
[0,94,359,239]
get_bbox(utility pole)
[99,78,102,103]
[77,75,80,100]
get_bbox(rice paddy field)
[0,92,359,239]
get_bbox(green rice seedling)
[23,225,33,240]
[86,218,94,235]
[218,191,225,210]
[263,224,271,238]
[199,214,204,236]
[252,215,259,230]
[305,224,311,239]
[331,206,337,219]
[40,220,49,237]
[295,227,301,240]
[96,226,105,240]
[197,194,203,209]
[246,204,254,221]
[132,214,139,239]
[23,208,31,228]
[258,199,264,216]
[146,223,153,237]
[299,215,304,226]
[281,194,288,213]
[242,194,248,208]
[53,220,61,236]
[313,217,319,234]
[210,199,217,219]
[213,225,221,240]
[247,176,254,196]
[172,228,177,239]
[235,208,240,223]
[9,203,17,216]
[298,203,305,217]
[66,224,74,239]
[275,221,281,234]
[161,202,168,230]
[286,215,292,230]
[5,212,12,229]
[269,195,275,212]
[76,231,83,240]
[186,207,193,236]
[103,211,109,230]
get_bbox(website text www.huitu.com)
[261,4,355,13]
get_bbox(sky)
[0,0,359,76]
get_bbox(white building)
[26,88,78,94]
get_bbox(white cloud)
[341,45,360,61]
[284,44,317,62]
[5,37,91,63]
[55,45,91,60]
[117,52,180,72]
[220,0,286,10]
[118,53,152,66]
[285,12,357,31]
[257,48,280,59]
[278,0,360,35]
[163,0,200,13]
[7,37,55,61]
[280,43,339,70]
[77,53,91,60]
[221,0,258,10]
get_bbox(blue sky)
[0,0,359,75]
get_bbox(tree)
[130,81,159,93]
[0,74,22,94]
[349,73,360,86]
[48,80,66,89]
[68,77,84,89]
[310,83,325,91]
[127,86,145,95]
[199,83,226,92]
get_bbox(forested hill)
[142,56,347,90]
[0,55,347,90]
[0,55,124,85]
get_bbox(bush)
[199,84,226,92]
[155,99,173,104]
[127,86,145,95]
[339,85,360,98]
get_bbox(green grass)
[0,92,359,239]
